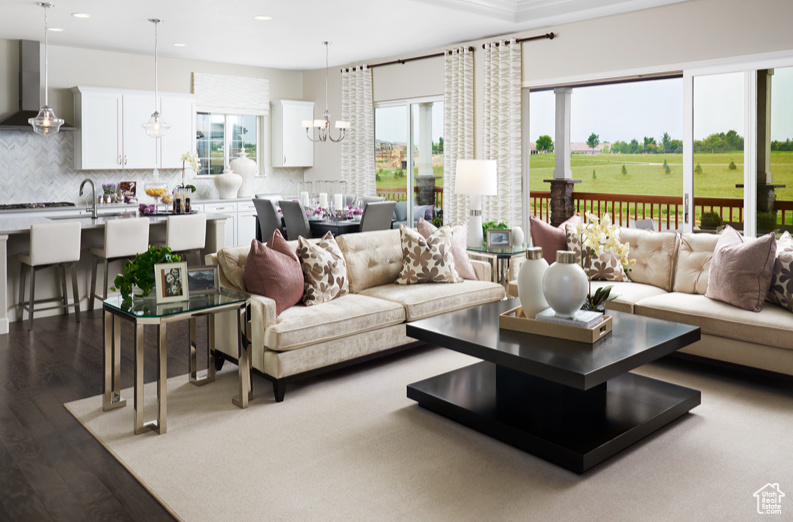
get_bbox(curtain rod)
[341,32,555,72]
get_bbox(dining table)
[308,219,361,236]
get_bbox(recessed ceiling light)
[173,43,186,47]
[47,27,64,32]
[71,13,90,19]
[253,15,272,21]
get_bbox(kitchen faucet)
[79,178,98,218]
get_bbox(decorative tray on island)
[499,306,612,344]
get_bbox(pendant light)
[302,41,350,143]
[142,18,170,138]
[28,2,64,136]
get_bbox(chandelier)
[142,18,170,138]
[302,41,349,143]
[28,2,64,136]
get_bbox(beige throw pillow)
[396,225,462,284]
[767,231,793,311]
[705,225,776,312]
[417,218,477,280]
[296,232,349,306]
[565,224,629,282]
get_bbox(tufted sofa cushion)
[673,233,720,294]
[336,229,403,293]
[217,244,250,291]
[620,229,679,291]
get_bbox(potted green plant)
[110,246,181,302]
[700,211,723,230]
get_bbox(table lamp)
[455,159,498,247]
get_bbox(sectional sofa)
[208,228,505,401]
[509,228,793,377]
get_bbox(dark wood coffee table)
[406,299,701,473]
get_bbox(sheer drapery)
[442,47,474,225]
[481,39,522,228]
[340,66,375,196]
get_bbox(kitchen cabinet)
[236,200,257,247]
[204,202,237,248]
[271,100,314,167]
[72,86,195,171]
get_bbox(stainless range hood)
[0,40,74,131]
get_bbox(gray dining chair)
[359,201,397,232]
[279,200,312,240]
[360,195,385,207]
[253,198,285,242]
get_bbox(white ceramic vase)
[541,250,588,318]
[230,150,257,198]
[512,226,525,247]
[214,168,242,199]
[517,247,549,319]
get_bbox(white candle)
[300,191,310,207]
[319,193,328,209]
[333,194,343,211]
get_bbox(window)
[196,113,259,176]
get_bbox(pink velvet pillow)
[529,214,580,264]
[705,226,777,312]
[417,218,477,280]
[243,230,304,315]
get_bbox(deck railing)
[376,186,444,208]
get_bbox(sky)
[375,101,444,144]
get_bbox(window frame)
[194,112,262,177]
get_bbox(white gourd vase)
[214,168,242,199]
[230,150,257,198]
[517,247,549,319]
[541,250,588,318]
[512,226,525,247]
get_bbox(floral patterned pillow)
[565,223,629,281]
[396,225,462,285]
[296,232,349,306]
[767,231,793,312]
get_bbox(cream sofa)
[509,228,793,377]
[208,229,505,401]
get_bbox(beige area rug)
[66,346,793,521]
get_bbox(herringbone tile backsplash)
[0,131,302,204]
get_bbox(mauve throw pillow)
[243,230,304,315]
[417,218,477,280]
[705,225,777,312]
[529,214,580,264]
[767,231,793,311]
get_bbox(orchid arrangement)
[575,212,636,310]
[180,151,200,192]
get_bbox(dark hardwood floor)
[0,309,209,521]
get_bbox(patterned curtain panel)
[442,47,474,226]
[340,66,375,197]
[481,39,522,228]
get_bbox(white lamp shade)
[455,159,498,196]
[335,120,350,129]
[301,120,313,128]
[313,119,326,128]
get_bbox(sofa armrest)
[469,259,491,282]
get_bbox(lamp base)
[467,212,483,248]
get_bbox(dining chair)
[360,195,385,207]
[253,198,285,242]
[162,213,207,265]
[18,221,82,330]
[359,201,397,232]
[279,200,312,240]
[88,217,150,310]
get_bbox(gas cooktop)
[0,202,77,210]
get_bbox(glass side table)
[466,245,527,288]
[102,287,251,435]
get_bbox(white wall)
[301,0,793,181]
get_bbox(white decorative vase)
[214,168,242,199]
[541,250,588,318]
[230,150,257,198]
[512,226,525,247]
[517,247,549,319]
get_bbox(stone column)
[545,88,579,226]
[545,179,581,227]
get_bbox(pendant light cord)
[153,20,159,112]
[324,41,329,114]
[43,4,49,107]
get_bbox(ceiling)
[0,0,687,71]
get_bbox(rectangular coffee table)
[406,299,701,473]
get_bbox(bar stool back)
[18,221,82,330]
[88,218,150,310]
[165,214,207,265]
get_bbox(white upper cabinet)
[160,95,196,169]
[271,100,313,167]
[72,86,195,171]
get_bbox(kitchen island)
[0,210,230,334]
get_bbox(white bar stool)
[18,221,82,331]
[88,218,150,311]
[159,214,207,265]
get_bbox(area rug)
[65,346,793,521]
